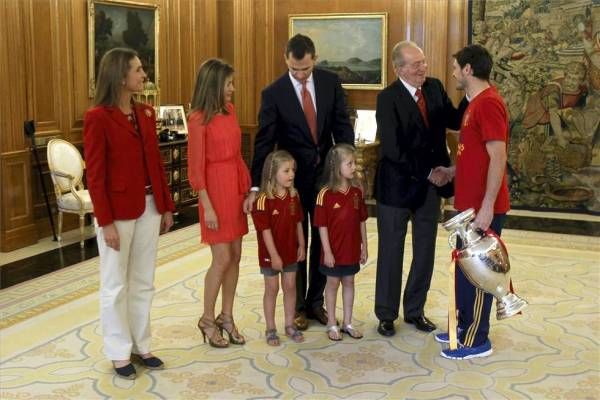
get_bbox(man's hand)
[243,191,257,214]
[429,166,454,186]
[428,169,448,186]
[103,223,120,251]
[473,204,493,231]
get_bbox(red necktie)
[415,88,429,129]
[301,81,318,143]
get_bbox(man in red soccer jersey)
[435,44,511,360]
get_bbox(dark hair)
[190,58,234,125]
[453,44,493,81]
[94,47,138,106]
[286,34,316,60]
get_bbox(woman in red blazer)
[84,48,175,380]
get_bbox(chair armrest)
[51,170,75,180]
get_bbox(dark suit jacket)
[374,77,463,209]
[251,68,354,197]
[84,103,175,226]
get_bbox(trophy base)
[496,293,528,320]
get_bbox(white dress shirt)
[399,77,420,102]
[289,71,317,115]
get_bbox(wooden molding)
[0,151,37,251]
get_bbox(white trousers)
[96,195,162,360]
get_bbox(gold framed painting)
[289,13,388,90]
[87,0,159,99]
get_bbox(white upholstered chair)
[46,139,94,247]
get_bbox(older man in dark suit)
[245,34,355,330]
[374,40,464,336]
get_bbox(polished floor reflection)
[0,206,200,289]
[1,205,598,290]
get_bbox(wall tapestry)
[471,0,600,214]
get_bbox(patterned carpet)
[1,219,599,399]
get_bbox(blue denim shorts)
[260,262,299,276]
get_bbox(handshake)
[428,165,455,187]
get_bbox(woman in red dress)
[188,58,251,347]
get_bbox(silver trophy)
[443,208,527,320]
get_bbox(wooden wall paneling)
[232,0,256,126]
[24,0,63,138]
[254,0,275,112]
[0,0,29,153]
[198,0,219,62]
[446,0,469,105]
[405,0,449,84]
[0,0,37,251]
[0,152,38,251]
[67,0,89,142]
[179,0,194,106]
[186,0,219,106]
[217,0,234,65]
[242,0,275,160]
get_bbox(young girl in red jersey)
[314,143,368,341]
[251,150,306,346]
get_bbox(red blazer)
[84,102,175,226]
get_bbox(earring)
[121,81,126,86]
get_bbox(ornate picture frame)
[87,0,159,99]
[289,13,388,90]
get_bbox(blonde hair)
[190,58,234,125]
[259,150,297,199]
[322,143,362,192]
[94,47,139,106]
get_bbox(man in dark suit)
[244,34,355,330]
[374,40,464,336]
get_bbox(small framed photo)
[158,105,188,135]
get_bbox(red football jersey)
[454,86,510,214]
[314,186,368,265]
[251,191,304,268]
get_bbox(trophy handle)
[448,232,458,249]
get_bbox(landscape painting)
[289,13,387,90]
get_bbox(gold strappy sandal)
[215,313,246,345]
